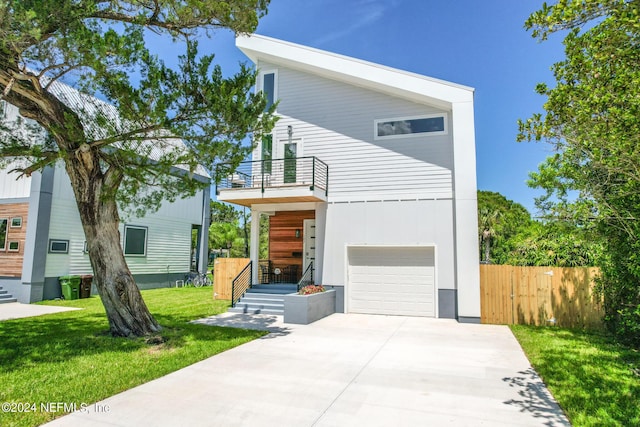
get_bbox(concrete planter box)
[284,289,336,324]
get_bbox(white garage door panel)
[348,247,435,317]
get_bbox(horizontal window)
[124,225,147,256]
[375,114,447,139]
[49,239,69,254]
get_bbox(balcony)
[216,157,329,207]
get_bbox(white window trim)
[49,239,69,254]
[10,217,22,228]
[277,137,304,159]
[123,225,148,257]
[258,69,278,112]
[374,113,448,140]
[8,241,19,252]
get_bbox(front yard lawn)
[511,325,640,426]
[0,287,264,427]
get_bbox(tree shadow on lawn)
[502,367,571,426]
[509,327,640,426]
[0,310,265,374]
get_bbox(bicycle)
[185,271,212,287]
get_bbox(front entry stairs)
[0,286,17,304]
[228,284,297,315]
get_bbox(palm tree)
[479,208,502,263]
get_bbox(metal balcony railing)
[216,156,328,195]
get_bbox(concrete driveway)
[46,314,569,427]
[0,302,80,320]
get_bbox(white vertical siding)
[322,199,455,290]
[0,161,31,199]
[257,61,454,202]
[45,163,204,278]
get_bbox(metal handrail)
[297,262,314,292]
[231,261,252,307]
[215,156,328,195]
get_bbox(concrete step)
[239,296,286,305]
[227,284,296,315]
[246,288,295,295]
[228,306,284,315]
[250,284,297,294]
[233,299,284,310]
[0,290,8,295]
[0,294,17,304]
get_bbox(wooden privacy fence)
[480,265,603,329]
[213,258,250,300]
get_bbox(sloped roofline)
[236,34,474,110]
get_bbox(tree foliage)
[208,201,268,259]
[504,221,602,267]
[210,200,241,224]
[520,0,640,346]
[477,190,601,267]
[477,190,531,263]
[0,0,275,337]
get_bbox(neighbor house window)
[10,217,22,228]
[0,219,7,251]
[375,114,447,139]
[124,225,147,256]
[261,134,273,174]
[8,241,19,252]
[260,71,277,112]
[49,239,69,253]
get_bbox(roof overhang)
[236,34,475,110]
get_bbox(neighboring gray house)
[0,86,210,303]
[217,35,481,322]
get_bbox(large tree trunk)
[483,232,491,263]
[65,152,161,337]
[0,68,160,337]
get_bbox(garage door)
[348,246,435,317]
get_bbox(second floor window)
[375,114,447,139]
[261,71,276,112]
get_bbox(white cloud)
[312,0,399,46]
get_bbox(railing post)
[311,157,316,191]
[325,165,329,196]
[231,276,235,307]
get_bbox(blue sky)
[186,0,567,214]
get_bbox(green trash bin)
[59,276,81,300]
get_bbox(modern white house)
[217,35,481,322]
[0,89,210,304]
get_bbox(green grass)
[511,325,640,426]
[0,287,265,427]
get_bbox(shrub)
[298,285,325,295]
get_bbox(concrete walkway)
[0,302,80,321]
[45,314,570,427]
